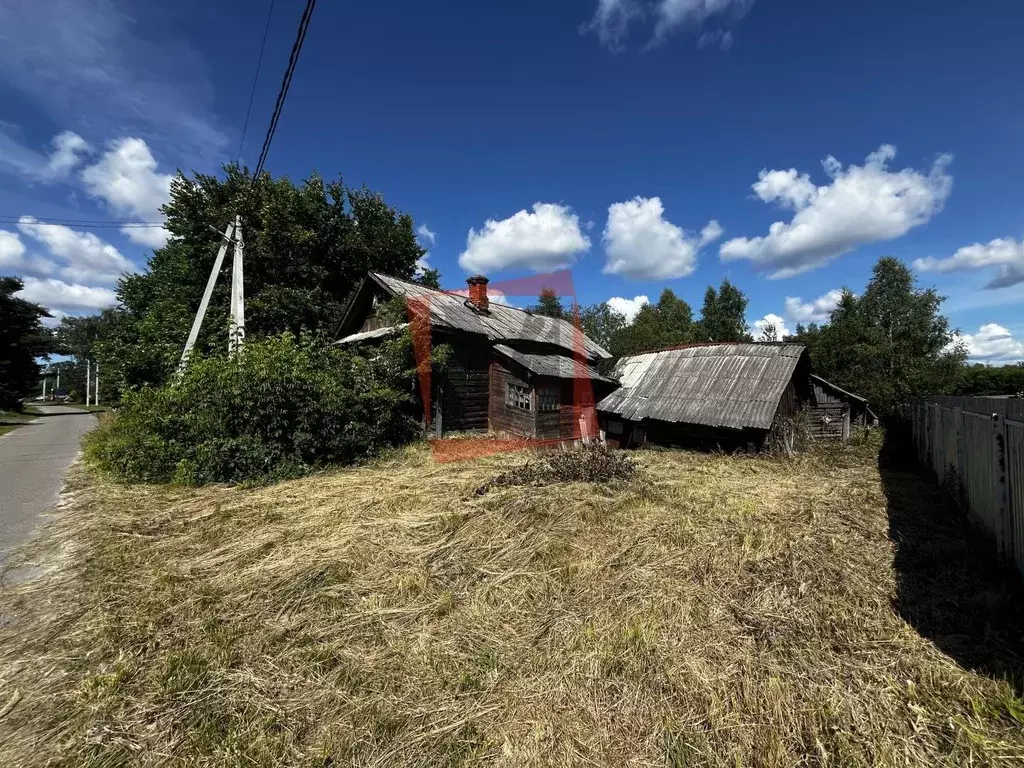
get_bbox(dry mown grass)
[1,442,1023,767]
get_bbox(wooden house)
[336,273,616,440]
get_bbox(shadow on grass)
[880,426,1024,694]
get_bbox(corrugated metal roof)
[493,344,615,383]
[596,343,807,430]
[335,323,408,345]
[369,273,611,360]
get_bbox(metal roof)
[335,323,408,346]
[368,273,611,360]
[493,344,615,383]
[596,343,807,430]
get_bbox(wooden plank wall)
[809,381,847,440]
[535,379,580,440]
[905,396,1024,580]
[489,361,534,437]
[440,336,490,432]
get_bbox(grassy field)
[1,440,1023,766]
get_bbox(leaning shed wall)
[809,378,848,440]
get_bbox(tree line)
[530,279,751,358]
[1,164,1020,419]
[529,257,979,418]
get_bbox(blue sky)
[1,0,1022,363]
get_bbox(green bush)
[86,334,418,485]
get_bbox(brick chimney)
[466,275,489,313]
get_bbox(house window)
[507,382,531,410]
[538,386,560,412]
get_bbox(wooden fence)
[903,396,1024,579]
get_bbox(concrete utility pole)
[94,363,100,406]
[229,214,245,356]
[180,219,246,370]
[42,377,47,400]
[56,366,60,393]
[85,360,91,407]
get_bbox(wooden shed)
[596,343,813,450]
[336,273,615,441]
[808,374,876,440]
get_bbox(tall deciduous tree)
[97,165,426,393]
[609,289,698,357]
[698,279,751,342]
[577,302,627,352]
[805,257,965,417]
[0,277,53,410]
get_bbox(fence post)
[993,413,1009,562]
[954,406,964,508]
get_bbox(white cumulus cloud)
[417,224,437,245]
[459,203,590,274]
[0,230,27,270]
[42,130,91,179]
[720,145,953,278]
[953,323,1024,364]
[784,289,845,325]
[914,237,1024,289]
[17,216,134,284]
[16,276,117,312]
[603,196,717,280]
[81,137,173,248]
[753,312,791,340]
[607,294,649,322]
[699,219,724,246]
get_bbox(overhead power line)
[250,0,317,187]
[236,0,277,165]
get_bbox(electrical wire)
[249,0,317,188]
[236,0,277,165]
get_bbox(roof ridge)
[370,271,582,325]
[628,340,806,356]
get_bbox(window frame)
[538,385,560,412]
[506,381,531,411]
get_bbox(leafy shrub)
[475,445,638,495]
[86,333,418,485]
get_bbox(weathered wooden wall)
[535,379,580,440]
[809,380,848,440]
[489,361,534,437]
[438,334,490,433]
[904,396,1024,580]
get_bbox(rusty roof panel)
[596,343,806,430]
[493,344,615,383]
[370,273,611,360]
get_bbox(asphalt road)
[0,405,97,568]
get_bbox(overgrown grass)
[1,442,1023,766]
